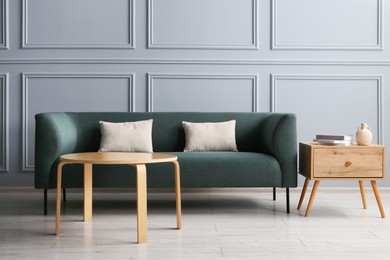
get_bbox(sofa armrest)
[35,112,78,188]
[259,113,297,187]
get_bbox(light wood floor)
[0,187,389,259]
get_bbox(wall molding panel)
[22,73,135,171]
[148,73,258,112]
[0,73,8,172]
[148,0,258,50]
[271,74,384,144]
[22,0,135,49]
[0,0,8,49]
[271,0,383,50]
[3,58,390,66]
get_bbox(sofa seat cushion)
[146,152,282,188]
[51,152,282,189]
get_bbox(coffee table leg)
[359,180,367,209]
[84,163,93,221]
[305,180,320,217]
[297,178,310,210]
[56,162,65,236]
[136,164,147,243]
[172,160,182,230]
[370,180,386,218]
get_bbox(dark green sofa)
[35,112,297,214]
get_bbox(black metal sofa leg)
[44,189,48,215]
[274,187,290,214]
[273,187,276,200]
[44,188,67,215]
[63,188,66,202]
[286,188,290,214]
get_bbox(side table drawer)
[313,148,384,178]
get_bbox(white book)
[313,139,352,146]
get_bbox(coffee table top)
[60,152,177,165]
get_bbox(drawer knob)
[345,161,352,167]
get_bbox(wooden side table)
[297,142,386,218]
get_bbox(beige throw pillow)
[183,120,238,152]
[98,120,153,152]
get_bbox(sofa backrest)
[50,112,284,153]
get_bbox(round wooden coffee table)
[55,152,182,243]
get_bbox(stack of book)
[313,134,353,146]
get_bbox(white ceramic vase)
[355,123,372,146]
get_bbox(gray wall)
[0,0,389,187]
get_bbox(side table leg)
[84,163,93,221]
[305,180,320,217]
[172,160,182,230]
[370,180,386,218]
[136,164,147,243]
[56,162,65,236]
[359,180,367,209]
[297,178,310,210]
